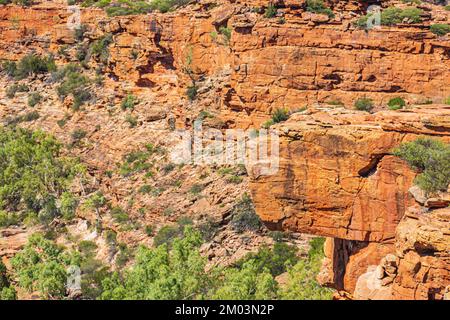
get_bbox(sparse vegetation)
[90,33,113,63]
[6,83,29,98]
[262,108,290,128]
[186,84,198,101]
[356,6,423,29]
[2,54,56,80]
[387,97,406,110]
[264,4,277,18]
[305,0,335,18]
[28,92,42,107]
[121,94,138,110]
[393,138,450,193]
[230,194,262,233]
[430,24,450,36]
[354,97,374,112]
[56,68,91,109]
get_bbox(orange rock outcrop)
[249,105,450,298]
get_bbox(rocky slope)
[0,0,449,299]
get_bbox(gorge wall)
[0,0,449,299]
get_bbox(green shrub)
[393,138,450,193]
[6,83,29,98]
[11,233,79,299]
[0,259,16,300]
[74,24,88,41]
[28,92,42,107]
[354,97,374,112]
[230,194,262,233]
[138,185,152,194]
[8,54,56,80]
[278,237,333,300]
[144,225,154,236]
[445,5,450,11]
[125,114,138,128]
[186,84,198,101]
[445,96,450,105]
[198,217,220,241]
[219,26,232,44]
[235,242,299,277]
[153,225,182,247]
[2,61,17,77]
[226,175,243,184]
[264,4,277,18]
[305,0,335,18]
[56,70,91,109]
[430,24,450,36]
[121,94,138,110]
[271,107,290,123]
[104,0,153,16]
[111,206,129,224]
[189,183,204,195]
[0,127,82,224]
[399,7,422,23]
[357,6,423,29]
[59,192,78,220]
[71,128,87,144]
[90,33,113,63]
[387,97,406,110]
[99,227,331,300]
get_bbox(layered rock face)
[249,106,450,298]
[0,1,449,299]
[0,1,449,127]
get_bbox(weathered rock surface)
[249,106,450,298]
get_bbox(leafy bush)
[271,108,290,123]
[71,128,87,145]
[399,7,422,23]
[230,194,262,233]
[121,94,138,110]
[90,33,113,63]
[430,24,450,36]
[4,54,56,80]
[28,92,42,107]
[357,6,423,29]
[264,4,277,18]
[219,26,232,44]
[186,84,198,101]
[278,237,333,299]
[0,259,16,300]
[354,97,374,112]
[6,83,29,98]
[74,24,88,41]
[118,149,152,177]
[99,227,332,300]
[235,242,299,277]
[125,114,138,128]
[189,183,204,195]
[305,0,335,18]
[387,97,406,110]
[56,69,91,109]
[0,127,83,225]
[153,225,183,247]
[11,233,79,299]
[111,206,129,224]
[393,138,450,193]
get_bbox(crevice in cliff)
[357,154,386,178]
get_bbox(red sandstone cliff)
[0,0,449,299]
